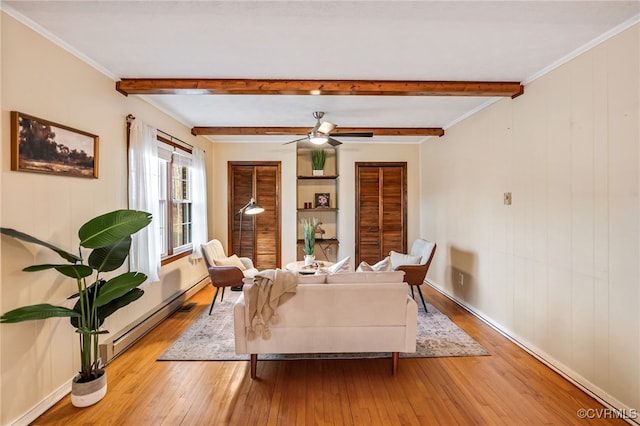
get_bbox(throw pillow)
[389,251,421,269]
[328,256,352,273]
[356,261,373,272]
[356,256,391,272]
[213,254,247,270]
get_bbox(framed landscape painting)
[11,111,99,178]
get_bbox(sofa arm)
[233,294,248,353]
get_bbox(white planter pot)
[304,254,315,266]
[312,169,324,176]
[71,371,107,407]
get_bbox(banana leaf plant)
[0,209,152,383]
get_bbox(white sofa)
[233,271,418,378]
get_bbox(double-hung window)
[157,140,193,259]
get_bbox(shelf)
[296,238,339,244]
[297,175,339,180]
[297,208,338,212]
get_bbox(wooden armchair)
[393,239,436,313]
[201,239,258,315]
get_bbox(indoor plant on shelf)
[311,149,326,176]
[0,209,151,407]
[300,217,319,265]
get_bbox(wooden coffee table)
[285,260,334,275]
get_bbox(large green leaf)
[23,264,93,279]
[0,228,81,263]
[0,304,80,323]
[78,210,151,249]
[88,237,131,272]
[95,272,147,307]
[97,288,144,323]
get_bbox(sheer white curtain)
[128,119,161,283]
[189,147,208,260]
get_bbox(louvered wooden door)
[228,162,281,269]
[355,163,407,265]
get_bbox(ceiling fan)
[284,111,373,146]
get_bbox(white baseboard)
[426,280,639,426]
[9,379,72,426]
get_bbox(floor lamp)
[237,197,265,257]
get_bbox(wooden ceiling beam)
[191,127,445,137]
[117,78,524,98]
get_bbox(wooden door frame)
[355,162,407,264]
[227,161,281,267]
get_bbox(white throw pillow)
[213,254,247,270]
[389,251,421,269]
[357,256,391,272]
[328,256,352,273]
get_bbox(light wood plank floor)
[34,284,626,425]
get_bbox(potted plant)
[311,149,326,176]
[0,209,151,407]
[300,217,319,265]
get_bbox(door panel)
[355,163,407,265]
[228,162,281,269]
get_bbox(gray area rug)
[158,290,490,361]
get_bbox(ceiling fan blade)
[318,121,336,134]
[327,137,342,146]
[330,132,374,138]
[283,137,309,145]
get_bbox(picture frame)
[315,193,330,208]
[11,111,99,178]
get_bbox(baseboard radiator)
[99,276,209,364]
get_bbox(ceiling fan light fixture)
[309,131,328,145]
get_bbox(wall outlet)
[457,272,464,285]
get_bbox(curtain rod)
[126,114,195,150]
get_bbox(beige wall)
[420,24,639,411]
[212,142,422,266]
[0,13,211,424]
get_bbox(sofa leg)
[392,352,399,376]
[250,354,257,379]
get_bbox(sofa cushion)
[326,270,405,284]
[390,251,422,269]
[214,254,247,270]
[298,274,327,284]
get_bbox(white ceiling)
[4,1,639,144]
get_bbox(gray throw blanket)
[246,269,298,340]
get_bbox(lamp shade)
[244,198,264,215]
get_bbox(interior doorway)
[355,162,407,265]
[228,161,281,269]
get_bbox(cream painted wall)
[212,142,421,266]
[420,24,639,412]
[1,13,211,424]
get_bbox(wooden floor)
[34,284,625,425]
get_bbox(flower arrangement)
[300,217,319,256]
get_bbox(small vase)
[71,371,107,407]
[312,169,324,176]
[304,254,315,266]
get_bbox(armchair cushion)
[389,251,422,269]
[214,254,247,270]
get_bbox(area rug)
[158,291,490,361]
